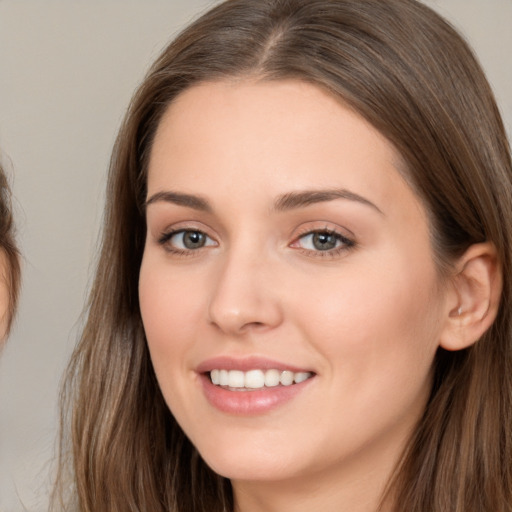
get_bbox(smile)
[210,369,313,389]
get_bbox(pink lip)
[196,356,312,373]
[196,356,315,416]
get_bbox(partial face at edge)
[139,80,450,488]
[0,249,12,341]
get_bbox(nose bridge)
[207,236,282,334]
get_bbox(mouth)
[209,369,314,390]
[198,358,316,414]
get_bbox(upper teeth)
[210,369,312,389]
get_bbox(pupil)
[313,232,336,250]
[183,231,205,249]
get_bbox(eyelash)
[157,227,355,258]
[291,228,355,259]
[158,229,216,256]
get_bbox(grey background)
[0,1,510,510]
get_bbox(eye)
[159,229,216,251]
[293,229,354,254]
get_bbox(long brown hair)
[0,158,20,338]
[53,0,512,510]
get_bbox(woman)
[0,159,20,341]
[53,0,512,510]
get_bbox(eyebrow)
[273,189,383,215]
[145,188,383,215]
[145,191,212,212]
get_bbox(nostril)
[241,321,268,332]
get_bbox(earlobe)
[440,243,502,351]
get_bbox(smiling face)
[139,80,450,503]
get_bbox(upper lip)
[196,356,313,374]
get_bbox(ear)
[440,242,502,351]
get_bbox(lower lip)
[199,374,314,415]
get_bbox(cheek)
[139,258,205,370]
[284,260,443,457]
[138,256,213,431]
[290,254,443,391]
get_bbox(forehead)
[147,79,424,221]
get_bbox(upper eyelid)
[155,220,217,238]
[292,222,355,240]
[298,229,350,240]
[160,227,215,242]
[293,229,354,245]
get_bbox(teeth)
[264,369,280,387]
[211,369,220,385]
[294,372,310,384]
[245,369,265,389]
[228,370,245,388]
[280,371,294,386]
[209,369,313,389]
[219,369,229,386]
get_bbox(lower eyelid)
[295,246,350,259]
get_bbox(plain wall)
[0,1,510,510]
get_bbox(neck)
[231,446,398,512]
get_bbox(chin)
[207,460,296,482]
[196,441,301,482]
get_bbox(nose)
[207,247,284,336]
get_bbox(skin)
[139,80,454,512]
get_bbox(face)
[139,80,449,492]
